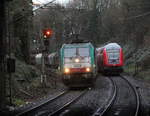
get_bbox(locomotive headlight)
[64,68,70,73]
[75,58,80,63]
[86,68,91,72]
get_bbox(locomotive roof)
[62,42,93,48]
[104,43,121,49]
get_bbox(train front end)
[60,43,96,87]
[103,43,124,74]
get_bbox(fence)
[125,62,150,81]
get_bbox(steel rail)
[120,75,140,116]
[48,89,88,116]
[92,77,117,116]
[16,91,68,116]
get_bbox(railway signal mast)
[0,0,14,110]
[41,28,53,87]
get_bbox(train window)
[78,48,89,57]
[106,48,120,59]
[64,48,76,57]
[108,52,120,59]
[106,49,120,53]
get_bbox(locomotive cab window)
[64,48,76,57]
[78,48,89,57]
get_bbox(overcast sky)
[32,0,70,4]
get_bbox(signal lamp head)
[43,29,53,38]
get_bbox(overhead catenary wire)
[33,0,57,11]
[36,0,44,4]
[127,11,150,20]
[11,0,57,24]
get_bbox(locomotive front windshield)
[106,49,120,59]
[64,47,89,57]
[78,48,89,57]
[64,48,76,57]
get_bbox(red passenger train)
[96,43,124,74]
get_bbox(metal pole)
[0,0,6,109]
[8,69,12,106]
[41,41,46,87]
[42,49,45,86]
[7,2,12,105]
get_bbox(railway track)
[15,91,68,116]
[120,75,140,116]
[48,89,88,116]
[15,75,140,116]
[16,89,87,116]
[93,75,140,116]
[92,77,117,116]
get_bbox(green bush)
[13,98,26,106]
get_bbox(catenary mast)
[0,0,7,110]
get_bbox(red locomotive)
[96,43,124,74]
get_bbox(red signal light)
[46,31,51,35]
[43,29,53,38]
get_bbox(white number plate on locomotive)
[73,64,81,68]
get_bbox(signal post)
[0,0,6,110]
[41,29,53,87]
